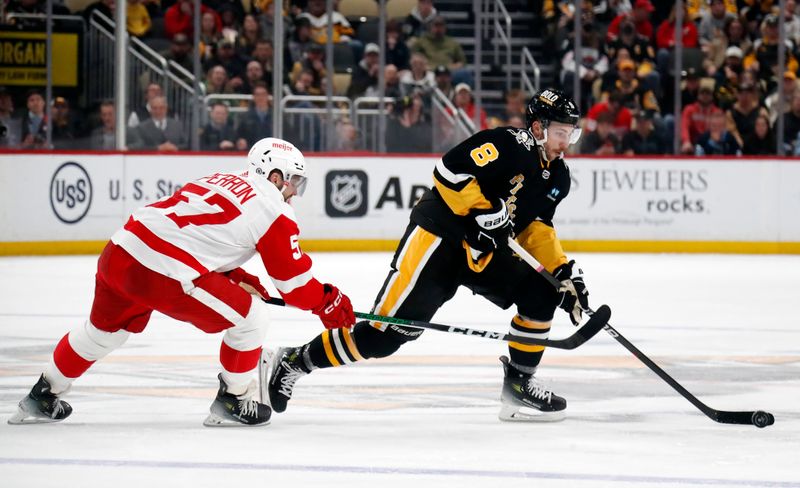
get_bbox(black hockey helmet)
[525,88,581,130]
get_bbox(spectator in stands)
[400,52,435,97]
[348,43,381,99]
[698,0,736,48]
[255,0,292,42]
[127,0,152,38]
[51,97,85,150]
[332,120,359,151]
[385,20,410,71]
[681,67,702,107]
[783,0,800,47]
[0,90,21,148]
[237,14,262,57]
[488,88,527,129]
[386,93,432,153]
[288,17,314,66]
[218,5,242,41]
[161,33,194,73]
[200,11,224,64]
[291,69,317,95]
[726,81,769,148]
[433,64,454,100]
[200,102,237,151]
[204,65,235,96]
[622,110,668,155]
[412,16,469,85]
[561,22,609,111]
[251,39,278,91]
[602,58,660,115]
[379,64,403,99]
[21,90,47,149]
[210,38,248,82]
[783,90,800,153]
[128,82,162,128]
[290,43,327,96]
[452,83,488,130]
[606,18,659,91]
[580,111,621,155]
[129,96,187,151]
[205,0,246,24]
[236,83,272,149]
[713,49,743,110]
[766,71,798,124]
[300,0,357,49]
[744,14,799,94]
[91,100,117,150]
[681,77,722,153]
[239,59,267,94]
[586,90,633,138]
[607,0,655,43]
[239,60,266,95]
[165,0,220,39]
[695,111,741,155]
[742,114,776,155]
[655,4,699,77]
[687,0,737,21]
[722,17,752,56]
[403,0,438,42]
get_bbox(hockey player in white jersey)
[8,138,355,427]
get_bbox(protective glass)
[287,174,308,196]
[547,125,582,145]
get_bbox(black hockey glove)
[553,260,589,325]
[464,199,512,254]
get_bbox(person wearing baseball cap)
[607,0,654,42]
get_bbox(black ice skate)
[260,347,309,413]
[8,374,73,425]
[203,374,271,427]
[499,356,566,422]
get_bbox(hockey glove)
[464,199,512,254]
[312,284,355,329]
[553,260,589,326]
[225,268,271,300]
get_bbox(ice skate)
[8,374,73,425]
[203,374,271,427]
[498,356,566,422]
[260,347,309,413]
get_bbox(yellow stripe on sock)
[376,228,438,320]
[509,315,549,352]
[342,327,365,362]
[321,330,341,367]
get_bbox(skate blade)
[498,404,566,423]
[258,348,278,406]
[203,412,271,428]
[7,409,62,425]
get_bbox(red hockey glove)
[225,268,271,300]
[312,284,355,329]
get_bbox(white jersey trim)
[435,158,472,184]
[271,269,314,294]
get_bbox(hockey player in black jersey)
[263,88,590,421]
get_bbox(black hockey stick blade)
[261,297,609,350]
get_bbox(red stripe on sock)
[219,341,262,373]
[53,334,95,378]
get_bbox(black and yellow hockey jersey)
[410,126,571,273]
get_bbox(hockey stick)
[506,237,775,428]
[260,296,609,350]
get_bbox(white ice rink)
[1,251,799,487]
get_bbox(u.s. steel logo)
[49,161,92,224]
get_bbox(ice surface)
[1,252,799,487]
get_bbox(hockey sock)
[305,320,408,369]
[48,321,130,394]
[507,314,550,373]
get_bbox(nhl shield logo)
[325,170,368,217]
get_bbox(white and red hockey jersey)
[111,170,324,310]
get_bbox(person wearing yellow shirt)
[127,0,152,38]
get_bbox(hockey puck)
[751,411,774,428]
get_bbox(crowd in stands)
[1,0,800,156]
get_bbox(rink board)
[0,152,799,254]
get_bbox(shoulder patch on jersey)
[506,128,535,151]
[546,187,561,201]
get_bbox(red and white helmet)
[247,138,308,195]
